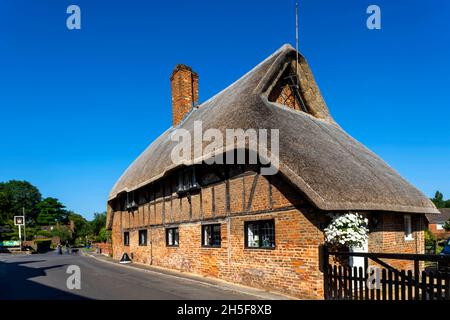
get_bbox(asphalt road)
[0,252,260,300]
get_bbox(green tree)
[68,212,91,245]
[36,197,68,225]
[51,225,72,243]
[0,180,42,225]
[444,220,450,232]
[97,227,107,242]
[0,220,16,241]
[90,212,106,237]
[68,212,89,236]
[431,191,445,208]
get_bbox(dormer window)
[268,64,308,113]
[126,191,138,210]
[176,167,200,196]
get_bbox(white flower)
[324,212,369,248]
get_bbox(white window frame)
[166,227,179,247]
[436,223,444,230]
[404,215,414,241]
[138,229,147,246]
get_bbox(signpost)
[14,216,25,251]
[23,207,27,242]
[0,240,21,248]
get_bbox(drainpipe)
[150,228,153,265]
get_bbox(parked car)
[438,237,450,272]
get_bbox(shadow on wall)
[0,259,89,300]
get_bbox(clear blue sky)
[0,0,449,220]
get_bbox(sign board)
[14,216,25,226]
[0,240,21,248]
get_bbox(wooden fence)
[322,247,450,300]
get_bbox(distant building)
[427,208,450,240]
[106,44,438,299]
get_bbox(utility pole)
[18,224,22,251]
[23,207,27,242]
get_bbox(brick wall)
[114,209,325,299]
[368,213,425,270]
[110,166,426,299]
[428,223,450,240]
[93,242,112,257]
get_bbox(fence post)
[414,260,420,300]
[321,245,330,300]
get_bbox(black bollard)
[120,253,132,264]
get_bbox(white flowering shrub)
[324,213,369,248]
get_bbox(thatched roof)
[427,209,450,224]
[108,44,438,215]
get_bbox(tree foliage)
[51,225,72,243]
[0,180,107,244]
[431,191,450,209]
[431,191,450,231]
[90,212,106,237]
[0,180,41,225]
[444,221,450,232]
[36,197,68,225]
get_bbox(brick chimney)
[170,64,199,126]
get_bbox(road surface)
[0,252,261,300]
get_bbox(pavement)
[0,251,292,300]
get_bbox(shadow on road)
[0,258,89,300]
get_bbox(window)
[268,66,308,113]
[245,220,275,249]
[202,224,221,247]
[139,230,148,246]
[166,228,179,247]
[126,191,138,210]
[177,167,200,195]
[436,223,444,231]
[404,215,413,241]
[124,231,130,246]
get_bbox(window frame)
[123,231,130,246]
[138,229,148,246]
[244,219,276,250]
[126,191,138,210]
[201,224,221,248]
[176,167,200,196]
[166,227,180,247]
[267,65,308,113]
[404,215,414,241]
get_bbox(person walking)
[56,243,62,255]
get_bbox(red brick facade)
[428,223,450,240]
[109,166,426,299]
[368,213,425,270]
[93,242,113,257]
